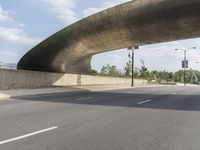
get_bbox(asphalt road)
[0,86,200,150]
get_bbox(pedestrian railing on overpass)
[0,65,17,70]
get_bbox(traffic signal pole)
[175,47,196,87]
[128,46,139,87]
[132,49,134,87]
[184,50,186,86]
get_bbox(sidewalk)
[0,86,88,99]
[0,84,136,99]
[78,84,186,92]
[0,84,184,99]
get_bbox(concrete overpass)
[17,0,200,74]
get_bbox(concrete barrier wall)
[0,69,148,89]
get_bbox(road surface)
[0,86,200,150]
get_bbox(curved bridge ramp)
[18,0,200,74]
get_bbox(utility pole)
[128,46,139,87]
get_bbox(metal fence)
[0,64,17,70]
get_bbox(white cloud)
[0,27,43,45]
[0,51,17,57]
[83,0,130,17]
[107,54,123,64]
[14,22,26,28]
[140,41,199,61]
[93,38,200,72]
[45,0,78,25]
[0,4,13,22]
[132,40,200,71]
[43,0,130,24]
[0,4,26,28]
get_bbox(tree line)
[91,61,200,84]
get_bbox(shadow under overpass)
[13,86,200,112]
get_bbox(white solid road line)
[76,97,94,100]
[0,127,58,145]
[137,99,152,105]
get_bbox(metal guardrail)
[0,65,17,70]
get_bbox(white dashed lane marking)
[137,99,152,105]
[76,97,94,101]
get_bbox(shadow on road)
[12,86,200,112]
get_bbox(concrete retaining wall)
[0,69,148,89]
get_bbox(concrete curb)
[0,87,87,100]
[0,85,136,99]
[0,84,190,100]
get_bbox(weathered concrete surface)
[0,69,147,90]
[18,0,200,74]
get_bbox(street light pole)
[128,46,139,87]
[175,47,196,86]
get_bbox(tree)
[100,65,119,77]
[124,61,132,77]
[100,63,200,85]
[108,65,118,77]
[100,65,108,76]
[138,66,149,79]
[91,69,99,76]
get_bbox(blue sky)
[0,0,200,72]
